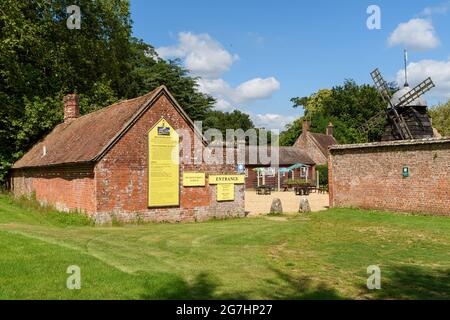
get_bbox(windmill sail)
[395,78,435,109]
[370,69,394,107]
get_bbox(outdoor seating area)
[256,185,274,195]
[252,163,317,193]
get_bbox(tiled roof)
[245,146,315,166]
[309,132,338,156]
[13,88,164,169]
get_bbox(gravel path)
[245,191,329,216]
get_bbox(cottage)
[294,120,338,165]
[10,86,245,223]
[244,146,315,189]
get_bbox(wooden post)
[257,170,260,187]
[277,167,281,191]
[317,170,320,189]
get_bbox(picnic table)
[256,185,273,195]
[294,186,310,196]
[318,186,328,194]
[294,184,320,196]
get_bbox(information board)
[217,184,235,201]
[183,172,206,187]
[148,118,179,207]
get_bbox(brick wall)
[10,165,96,213]
[329,138,450,216]
[94,92,245,223]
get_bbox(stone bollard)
[270,198,283,214]
[299,197,311,213]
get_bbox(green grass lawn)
[0,194,449,300]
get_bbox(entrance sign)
[209,175,245,185]
[217,184,235,201]
[148,118,179,207]
[183,172,206,187]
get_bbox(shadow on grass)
[141,268,344,300]
[260,268,344,300]
[367,265,450,300]
[140,272,248,300]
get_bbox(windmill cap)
[390,86,427,107]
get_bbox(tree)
[203,110,254,134]
[282,80,388,145]
[0,0,214,184]
[429,101,450,137]
[279,118,303,146]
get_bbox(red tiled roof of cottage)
[309,132,338,156]
[13,89,160,169]
[245,146,315,166]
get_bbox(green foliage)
[203,110,254,134]
[0,1,217,184]
[429,101,450,137]
[316,165,328,186]
[0,193,93,226]
[291,89,332,119]
[284,179,309,186]
[282,80,389,146]
[279,118,302,146]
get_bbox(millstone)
[299,197,311,213]
[270,198,283,214]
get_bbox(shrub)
[316,165,328,186]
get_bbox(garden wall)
[329,138,450,216]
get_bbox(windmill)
[361,51,435,141]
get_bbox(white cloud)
[235,78,280,102]
[198,77,280,106]
[159,32,281,117]
[253,113,296,131]
[214,99,234,112]
[420,1,450,16]
[157,32,239,78]
[396,58,450,101]
[388,18,440,51]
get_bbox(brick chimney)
[63,94,80,123]
[326,122,334,136]
[302,119,310,133]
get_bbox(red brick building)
[329,138,450,216]
[10,86,245,223]
[294,120,338,165]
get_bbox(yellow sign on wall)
[183,172,206,187]
[148,118,179,207]
[209,175,245,185]
[217,184,235,201]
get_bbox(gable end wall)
[295,133,327,165]
[93,93,245,224]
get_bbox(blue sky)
[130,0,450,130]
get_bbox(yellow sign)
[148,118,179,207]
[217,184,235,201]
[183,172,206,187]
[209,175,245,185]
